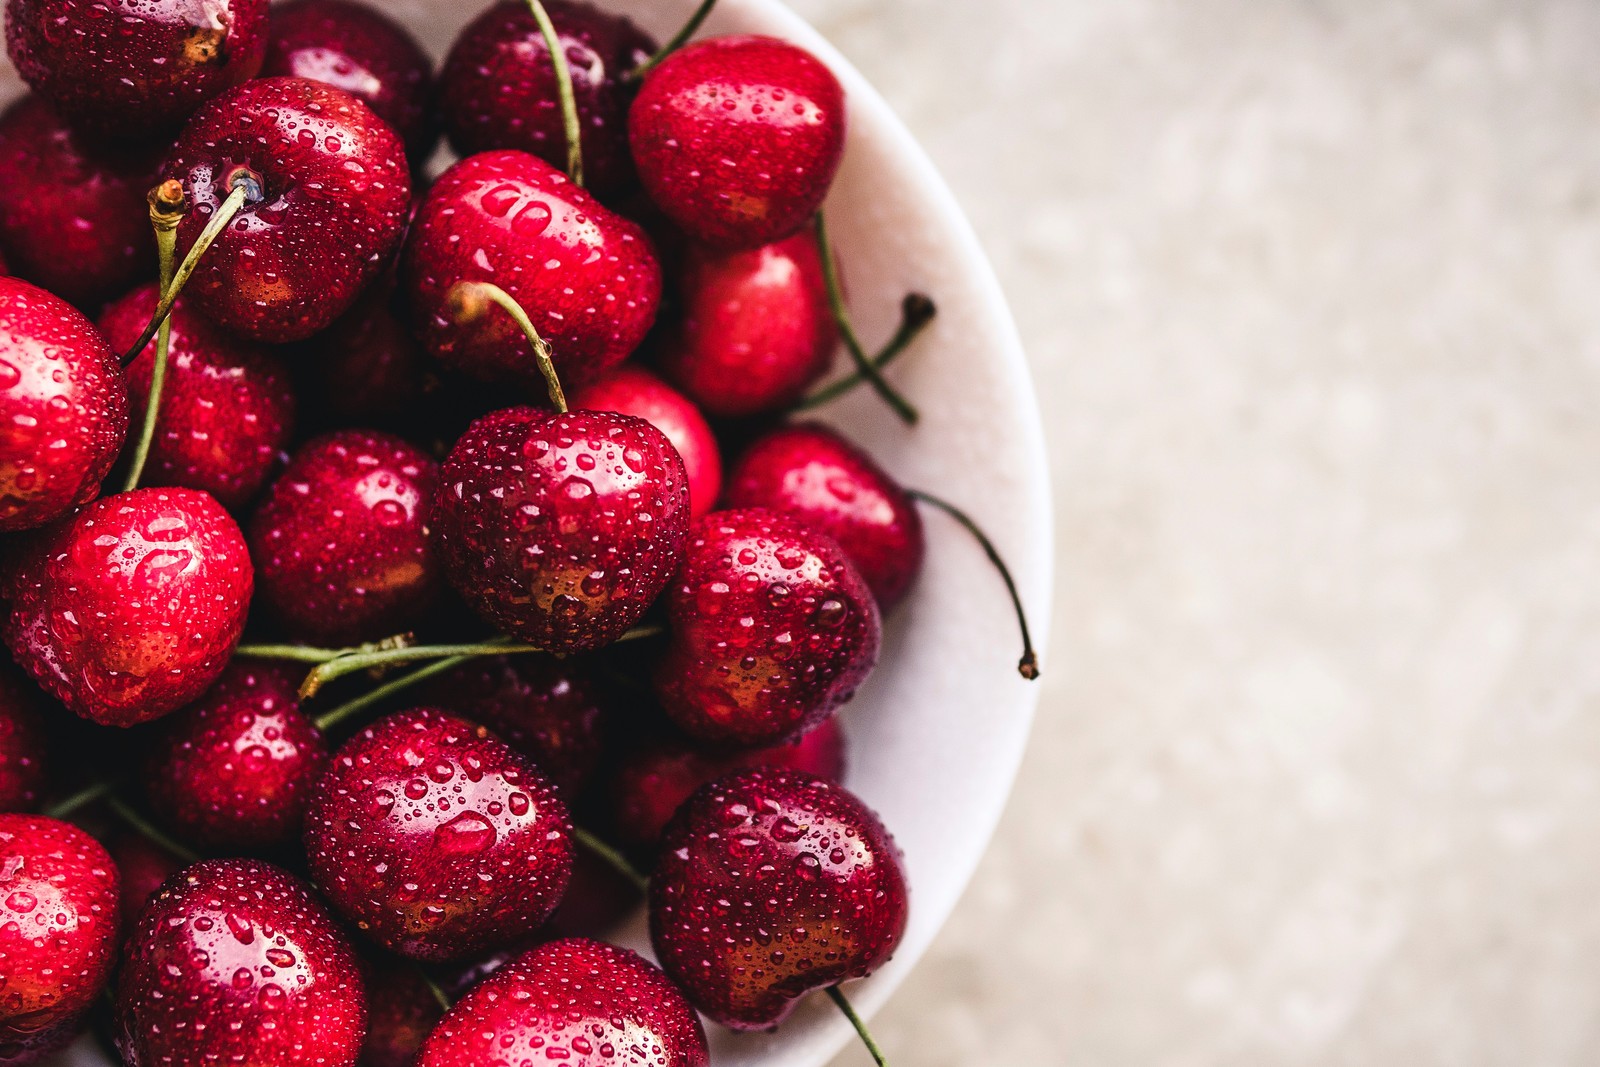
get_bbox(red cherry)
[402,150,660,390]
[249,429,440,646]
[107,832,185,937]
[0,664,48,813]
[360,965,445,1067]
[653,508,879,748]
[434,407,690,653]
[2,488,253,727]
[307,286,430,430]
[0,277,129,533]
[99,285,296,511]
[540,844,642,940]
[114,859,366,1067]
[569,365,722,519]
[162,77,412,342]
[419,938,708,1067]
[723,423,923,609]
[649,770,908,1031]
[630,36,846,249]
[304,708,573,962]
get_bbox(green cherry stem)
[43,779,119,820]
[794,293,936,411]
[525,0,584,186]
[813,212,919,425]
[311,653,476,733]
[234,643,350,664]
[421,970,455,1014]
[571,825,650,894]
[104,795,201,865]
[449,281,568,412]
[119,181,186,492]
[826,986,889,1067]
[627,0,718,80]
[299,639,543,699]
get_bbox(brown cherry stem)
[449,281,568,412]
[794,293,936,411]
[525,0,584,186]
[119,181,186,491]
[627,0,719,80]
[813,212,919,425]
[826,986,889,1067]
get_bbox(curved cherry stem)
[525,0,584,186]
[571,825,650,894]
[104,795,201,866]
[826,987,888,1067]
[312,652,478,733]
[43,779,119,820]
[119,182,185,492]
[813,213,919,425]
[449,281,568,412]
[234,643,352,664]
[794,293,936,411]
[628,0,718,80]
[906,489,1039,679]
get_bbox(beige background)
[798,1,1600,1064]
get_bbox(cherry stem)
[104,795,201,866]
[628,0,718,80]
[826,986,888,1067]
[571,825,650,894]
[299,638,539,699]
[813,213,919,425]
[525,0,584,186]
[43,779,119,820]
[118,182,187,492]
[794,293,936,411]
[234,643,353,664]
[906,489,1040,679]
[421,970,455,1014]
[450,282,568,412]
[311,652,476,733]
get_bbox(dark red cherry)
[438,0,654,195]
[418,938,708,1067]
[630,36,846,249]
[114,859,366,1067]
[303,708,573,962]
[162,76,412,342]
[249,430,439,646]
[649,770,908,1031]
[361,964,444,1067]
[5,0,267,138]
[435,407,690,653]
[307,286,430,430]
[0,96,162,307]
[2,488,253,727]
[570,365,721,519]
[402,150,660,390]
[653,508,879,748]
[145,660,328,850]
[540,844,641,940]
[724,423,923,608]
[0,664,48,813]
[107,833,185,937]
[100,285,296,511]
[658,233,835,417]
[0,814,119,1063]
[0,277,128,533]
[262,0,436,161]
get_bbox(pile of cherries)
[0,1,1037,1065]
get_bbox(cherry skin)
[144,660,329,851]
[0,96,162,307]
[303,708,573,962]
[724,423,924,609]
[0,278,129,533]
[361,965,445,1067]
[162,76,412,343]
[419,938,709,1067]
[438,0,654,195]
[114,859,366,1067]
[403,150,661,390]
[249,429,440,646]
[0,814,119,1064]
[5,0,267,139]
[107,833,185,937]
[570,365,722,519]
[262,0,437,162]
[307,285,430,431]
[0,665,48,813]
[630,36,847,250]
[100,285,296,511]
[653,508,879,748]
[435,407,690,654]
[649,769,908,1031]
[2,487,253,727]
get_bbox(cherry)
[303,708,573,962]
[0,96,162,308]
[630,36,846,249]
[649,769,908,1031]
[724,423,923,609]
[418,937,709,1067]
[114,858,366,1067]
[402,150,660,390]
[249,430,440,646]
[0,277,129,533]
[306,285,430,430]
[361,965,445,1067]
[653,508,879,748]
[107,832,185,937]
[262,0,437,162]
[434,406,690,653]
[0,664,48,813]
[0,814,119,1063]
[144,660,328,851]
[541,843,642,939]
[569,364,722,519]
[99,284,296,511]
[2,487,253,727]
[160,76,412,343]
[438,0,654,195]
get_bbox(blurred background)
[799,0,1600,1064]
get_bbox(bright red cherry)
[114,859,366,1067]
[361,964,445,1067]
[653,509,879,748]
[0,664,48,813]
[629,36,846,249]
[107,833,185,937]
[249,430,439,646]
[649,770,908,1031]
[570,365,721,519]
[2,488,253,727]
[162,76,412,342]
[0,278,128,533]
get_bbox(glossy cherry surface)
[0,665,48,813]
[570,365,722,519]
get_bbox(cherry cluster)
[0,2,1038,1066]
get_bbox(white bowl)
[16,1,1053,1064]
